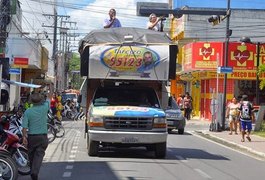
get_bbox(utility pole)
[0,0,11,58]
[42,13,70,91]
[0,0,11,111]
[60,20,77,89]
[221,0,231,130]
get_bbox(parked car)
[61,93,78,104]
[165,96,186,134]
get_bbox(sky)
[173,0,265,9]
[20,0,265,52]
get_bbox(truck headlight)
[154,117,166,124]
[153,117,166,128]
[89,116,104,127]
[90,116,103,122]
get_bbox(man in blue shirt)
[103,8,122,28]
[22,92,50,180]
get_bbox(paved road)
[18,119,265,180]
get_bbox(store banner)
[183,42,224,71]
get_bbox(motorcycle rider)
[22,92,50,180]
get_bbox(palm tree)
[259,64,265,90]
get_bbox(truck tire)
[154,142,166,159]
[87,137,99,156]
[178,128,184,134]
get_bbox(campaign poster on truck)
[88,45,169,80]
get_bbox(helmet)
[0,115,8,124]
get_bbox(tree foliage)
[68,53,83,89]
[259,64,265,90]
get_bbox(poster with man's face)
[88,45,169,80]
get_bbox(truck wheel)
[154,142,166,159]
[178,128,184,134]
[87,138,99,156]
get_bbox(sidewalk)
[190,118,265,159]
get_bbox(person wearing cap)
[22,93,50,180]
[103,8,122,28]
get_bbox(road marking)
[72,146,78,149]
[69,155,76,159]
[65,165,73,170]
[175,155,188,162]
[67,159,75,163]
[62,172,72,178]
[71,150,77,153]
[194,168,212,179]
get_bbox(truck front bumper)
[89,130,167,144]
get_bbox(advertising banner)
[88,45,169,80]
[228,42,257,71]
[183,42,224,71]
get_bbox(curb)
[195,130,265,160]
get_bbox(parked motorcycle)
[8,114,23,139]
[0,147,18,180]
[48,110,65,138]
[61,99,75,119]
[0,115,30,175]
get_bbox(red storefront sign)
[13,57,29,68]
[228,43,256,70]
[183,42,265,72]
[183,42,224,71]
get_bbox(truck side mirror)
[77,95,82,103]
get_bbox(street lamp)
[240,36,260,105]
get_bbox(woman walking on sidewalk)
[226,97,240,135]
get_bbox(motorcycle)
[0,115,31,175]
[8,114,23,139]
[0,147,18,180]
[47,110,65,138]
[61,99,75,119]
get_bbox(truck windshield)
[93,87,160,108]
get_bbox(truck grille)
[104,117,153,130]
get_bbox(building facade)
[167,7,265,121]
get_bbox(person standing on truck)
[103,8,121,28]
[147,13,163,31]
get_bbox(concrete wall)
[182,8,265,42]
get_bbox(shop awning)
[2,79,41,88]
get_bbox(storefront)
[179,42,265,121]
